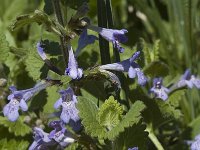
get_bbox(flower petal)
[19,99,28,111]
[54,98,62,109]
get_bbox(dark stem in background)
[105,0,130,109]
[52,0,68,68]
[105,0,120,63]
[97,0,111,65]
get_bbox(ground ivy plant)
[0,0,200,150]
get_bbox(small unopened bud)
[24,116,31,124]
[0,78,7,87]
[36,119,43,126]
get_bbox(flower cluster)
[3,81,50,121]
[29,121,75,150]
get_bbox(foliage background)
[0,0,200,149]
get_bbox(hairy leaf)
[25,47,47,81]
[43,85,60,113]
[0,32,9,62]
[106,101,146,140]
[113,123,148,150]
[98,96,123,130]
[10,10,62,36]
[0,138,29,150]
[77,96,106,138]
[0,116,32,136]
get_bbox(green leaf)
[77,96,106,138]
[152,39,160,61]
[10,10,62,36]
[113,123,148,150]
[65,142,79,150]
[0,138,29,150]
[168,90,185,107]
[0,32,9,62]
[43,85,60,113]
[98,96,123,130]
[25,47,47,81]
[106,101,146,140]
[156,101,182,120]
[144,61,169,77]
[0,116,32,136]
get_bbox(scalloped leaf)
[168,90,185,107]
[77,96,106,138]
[106,101,146,140]
[25,47,48,81]
[43,85,60,113]
[113,123,148,150]
[0,138,29,150]
[156,101,182,120]
[0,116,31,136]
[10,10,61,35]
[0,32,9,62]
[98,96,123,130]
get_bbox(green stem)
[51,0,68,67]
[146,125,164,150]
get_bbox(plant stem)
[146,125,164,150]
[51,0,68,67]
[97,0,111,65]
[105,0,120,63]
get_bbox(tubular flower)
[88,25,128,53]
[150,78,169,101]
[48,120,75,147]
[65,45,83,79]
[75,29,98,57]
[36,42,47,60]
[177,69,200,89]
[3,82,50,121]
[99,51,147,85]
[29,127,54,150]
[54,87,80,124]
[187,134,200,150]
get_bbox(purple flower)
[88,25,128,53]
[150,78,169,101]
[75,29,98,57]
[65,45,83,79]
[177,69,200,89]
[48,120,75,147]
[99,51,147,85]
[29,127,54,150]
[37,42,47,60]
[3,82,50,121]
[54,87,80,124]
[186,134,200,150]
[128,147,138,150]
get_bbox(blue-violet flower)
[48,120,75,147]
[3,82,50,121]
[177,69,200,89]
[54,87,80,124]
[29,127,54,150]
[128,147,139,150]
[99,51,147,85]
[150,78,169,101]
[88,25,128,53]
[75,29,98,57]
[37,42,47,60]
[65,45,83,79]
[187,134,200,150]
